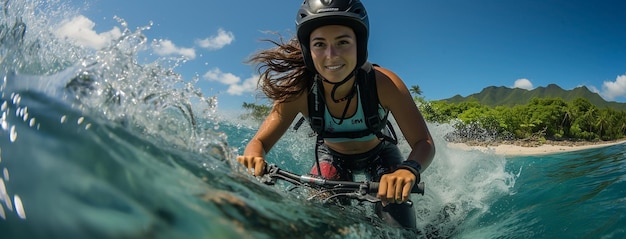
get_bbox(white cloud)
[513,78,533,90]
[227,75,259,95]
[203,68,239,84]
[600,74,626,100]
[54,15,122,49]
[586,85,600,94]
[151,39,196,59]
[196,28,235,50]
[203,68,258,95]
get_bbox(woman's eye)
[312,42,325,48]
[337,40,354,47]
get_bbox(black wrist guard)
[397,160,421,182]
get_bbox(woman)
[237,0,435,229]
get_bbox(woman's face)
[309,25,357,83]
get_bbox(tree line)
[417,94,626,142]
[241,102,271,121]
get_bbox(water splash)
[1,0,84,75]
[1,0,228,160]
[407,123,516,237]
[0,0,233,228]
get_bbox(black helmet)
[296,0,369,72]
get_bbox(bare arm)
[375,66,436,204]
[377,67,435,170]
[238,95,305,176]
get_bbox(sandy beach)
[448,139,626,156]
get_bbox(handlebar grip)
[369,181,425,195]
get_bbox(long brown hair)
[247,36,314,103]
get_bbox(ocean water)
[1,1,625,238]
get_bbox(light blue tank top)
[323,88,387,143]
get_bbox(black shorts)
[311,140,403,181]
[310,140,417,229]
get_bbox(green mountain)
[442,84,626,111]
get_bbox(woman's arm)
[237,95,305,176]
[377,67,435,170]
[375,66,436,203]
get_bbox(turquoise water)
[457,147,626,239]
[1,1,625,238]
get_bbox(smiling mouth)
[325,64,344,70]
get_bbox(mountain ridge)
[441,84,626,111]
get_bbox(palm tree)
[595,110,611,139]
[241,102,271,121]
[560,105,574,138]
[409,85,426,106]
[410,85,422,96]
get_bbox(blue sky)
[60,0,626,110]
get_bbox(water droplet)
[29,118,36,127]
[0,179,12,211]
[60,115,67,123]
[14,195,26,219]
[9,126,17,142]
[77,117,84,125]
[85,123,92,130]
[1,101,7,111]
[3,168,8,181]
[11,94,21,105]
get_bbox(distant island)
[419,84,626,149]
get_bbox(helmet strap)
[317,69,357,103]
[320,69,355,86]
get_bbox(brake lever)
[259,164,279,185]
[356,193,382,204]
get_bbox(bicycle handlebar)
[297,174,425,195]
[261,164,425,205]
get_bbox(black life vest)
[294,62,398,144]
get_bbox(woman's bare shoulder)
[277,91,309,117]
[372,66,412,108]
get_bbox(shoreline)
[448,139,626,156]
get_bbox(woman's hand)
[236,156,267,176]
[377,169,417,205]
